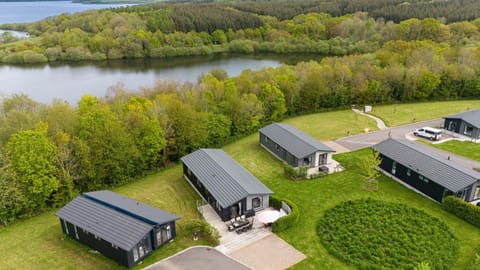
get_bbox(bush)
[3,52,24,64]
[269,195,299,233]
[179,219,220,246]
[443,195,480,228]
[318,198,458,270]
[22,50,48,63]
[283,162,307,180]
[227,39,255,54]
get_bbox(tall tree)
[6,126,58,210]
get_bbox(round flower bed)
[317,198,458,270]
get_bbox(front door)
[319,153,327,165]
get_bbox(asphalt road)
[335,118,444,151]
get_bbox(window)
[264,136,268,143]
[63,219,69,234]
[156,224,172,245]
[391,161,397,175]
[419,175,429,183]
[474,187,480,200]
[406,169,411,176]
[187,168,191,176]
[216,201,221,211]
[133,248,139,262]
[276,144,280,152]
[252,197,261,209]
[465,126,474,135]
[74,225,79,240]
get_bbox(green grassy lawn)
[1,108,480,269]
[225,136,480,270]
[0,165,208,270]
[367,100,480,127]
[428,140,480,163]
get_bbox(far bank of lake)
[0,54,322,104]
[0,1,131,24]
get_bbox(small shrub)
[443,196,480,228]
[269,195,299,233]
[283,162,307,180]
[414,261,432,270]
[179,219,220,246]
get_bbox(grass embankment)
[1,106,480,269]
[429,140,480,163]
[367,100,480,127]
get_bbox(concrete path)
[323,140,350,154]
[198,204,306,269]
[229,234,306,270]
[352,108,388,130]
[198,204,272,254]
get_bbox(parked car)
[413,127,442,141]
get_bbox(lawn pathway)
[352,108,388,130]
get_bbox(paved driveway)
[335,118,443,151]
[145,246,251,270]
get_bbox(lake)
[0,1,131,24]
[0,55,295,104]
[0,2,320,105]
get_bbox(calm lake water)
[0,2,321,105]
[0,55,291,104]
[0,1,130,24]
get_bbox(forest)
[1,3,480,63]
[1,0,480,225]
[1,35,480,224]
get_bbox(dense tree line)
[229,0,480,23]
[1,10,480,64]
[1,37,480,224]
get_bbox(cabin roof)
[181,149,273,208]
[373,138,480,192]
[259,123,335,158]
[444,109,480,128]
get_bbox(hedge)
[269,195,300,233]
[178,219,220,246]
[443,195,480,228]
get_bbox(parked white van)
[413,127,442,141]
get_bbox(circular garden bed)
[317,198,458,270]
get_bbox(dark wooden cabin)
[443,109,480,141]
[373,138,480,203]
[56,190,179,268]
[259,123,335,168]
[181,149,273,221]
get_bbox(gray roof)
[181,149,273,208]
[84,190,179,225]
[372,138,480,192]
[444,109,480,128]
[259,123,335,158]
[56,196,152,251]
